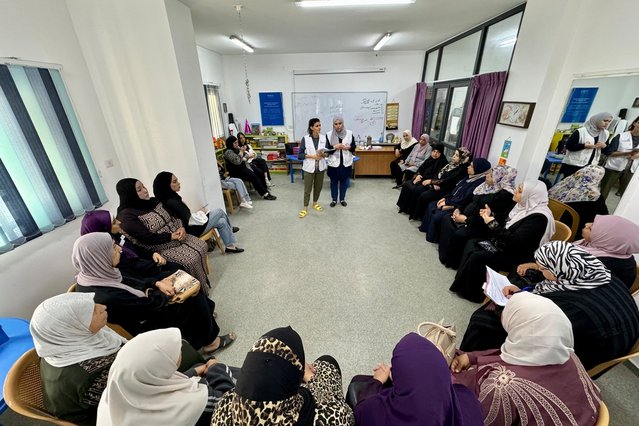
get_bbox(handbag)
[167,270,201,304]
[477,240,500,253]
[417,320,457,366]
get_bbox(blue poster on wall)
[560,87,598,123]
[259,92,284,126]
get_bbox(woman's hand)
[155,278,176,297]
[436,198,446,209]
[303,362,316,383]
[194,358,218,376]
[413,175,423,184]
[171,227,186,241]
[450,354,470,373]
[452,209,467,224]
[394,149,401,158]
[479,204,493,224]
[152,252,166,265]
[502,285,521,298]
[432,184,440,191]
[516,262,538,276]
[372,363,391,385]
[421,179,432,187]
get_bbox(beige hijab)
[501,292,574,366]
[97,328,207,426]
[506,180,555,245]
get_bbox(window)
[0,63,106,254]
[204,85,225,139]
[480,12,522,74]
[426,80,470,153]
[438,31,481,81]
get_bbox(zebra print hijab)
[532,241,610,294]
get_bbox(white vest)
[302,134,328,173]
[605,131,634,171]
[562,127,609,167]
[326,130,354,168]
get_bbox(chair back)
[3,349,76,425]
[587,338,639,377]
[629,265,639,296]
[595,401,609,426]
[547,199,580,242]
[550,220,572,242]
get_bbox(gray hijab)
[584,112,612,138]
[330,114,347,145]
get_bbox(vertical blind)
[204,84,224,138]
[0,64,107,254]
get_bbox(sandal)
[312,204,323,212]
[299,209,308,218]
[201,332,236,355]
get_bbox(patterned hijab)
[211,326,307,426]
[354,333,482,426]
[533,241,611,294]
[30,293,125,368]
[473,165,517,195]
[574,215,639,259]
[506,180,555,245]
[548,165,604,202]
[501,292,574,366]
[400,130,418,150]
[438,147,471,178]
[116,178,158,214]
[73,233,145,297]
[97,328,207,426]
[584,112,613,138]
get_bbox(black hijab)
[116,178,158,214]
[152,171,181,204]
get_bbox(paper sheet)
[482,267,512,307]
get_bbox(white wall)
[211,51,424,141]
[0,0,123,317]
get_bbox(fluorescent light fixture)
[373,33,392,51]
[297,0,415,7]
[229,35,254,53]
[498,36,517,47]
[293,67,386,75]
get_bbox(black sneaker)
[264,194,277,200]
[232,226,240,233]
[340,201,347,207]
[330,201,337,207]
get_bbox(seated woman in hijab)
[409,147,471,221]
[548,165,608,240]
[81,209,181,281]
[73,233,236,354]
[390,133,431,188]
[211,326,354,425]
[419,158,491,243]
[389,130,418,185]
[116,178,210,288]
[350,333,482,426]
[237,131,273,188]
[461,241,639,372]
[224,136,277,200]
[452,292,601,426]
[153,172,244,253]
[439,166,517,269]
[29,292,127,423]
[449,180,555,303]
[396,143,448,214]
[573,215,639,288]
[97,328,236,426]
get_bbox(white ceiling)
[181,0,525,55]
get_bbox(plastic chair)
[66,284,133,340]
[595,401,609,426]
[547,199,580,242]
[550,220,572,242]
[587,338,639,378]
[0,318,34,415]
[3,348,77,425]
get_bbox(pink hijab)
[574,215,639,259]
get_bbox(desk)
[287,155,360,183]
[354,146,395,177]
[0,318,33,414]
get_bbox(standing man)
[326,115,357,207]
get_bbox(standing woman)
[298,118,331,218]
[560,112,613,178]
[326,114,356,207]
[237,132,273,188]
[389,130,418,185]
[600,116,639,199]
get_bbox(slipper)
[201,332,236,355]
[312,204,323,212]
[299,209,308,218]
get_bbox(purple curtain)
[461,71,507,158]
[411,82,427,138]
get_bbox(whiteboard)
[292,92,387,141]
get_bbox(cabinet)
[245,134,289,174]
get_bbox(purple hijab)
[80,210,138,259]
[355,333,482,426]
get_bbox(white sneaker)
[240,201,253,209]
[266,180,274,187]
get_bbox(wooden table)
[354,146,395,177]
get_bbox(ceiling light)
[229,35,254,53]
[373,33,392,51]
[297,0,415,8]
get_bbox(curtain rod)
[293,67,385,75]
[0,57,63,70]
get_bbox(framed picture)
[633,97,639,108]
[498,102,536,128]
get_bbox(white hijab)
[97,328,207,426]
[30,292,125,368]
[506,180,555,245]
[500,292,574,366]
[400,129,418,150]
